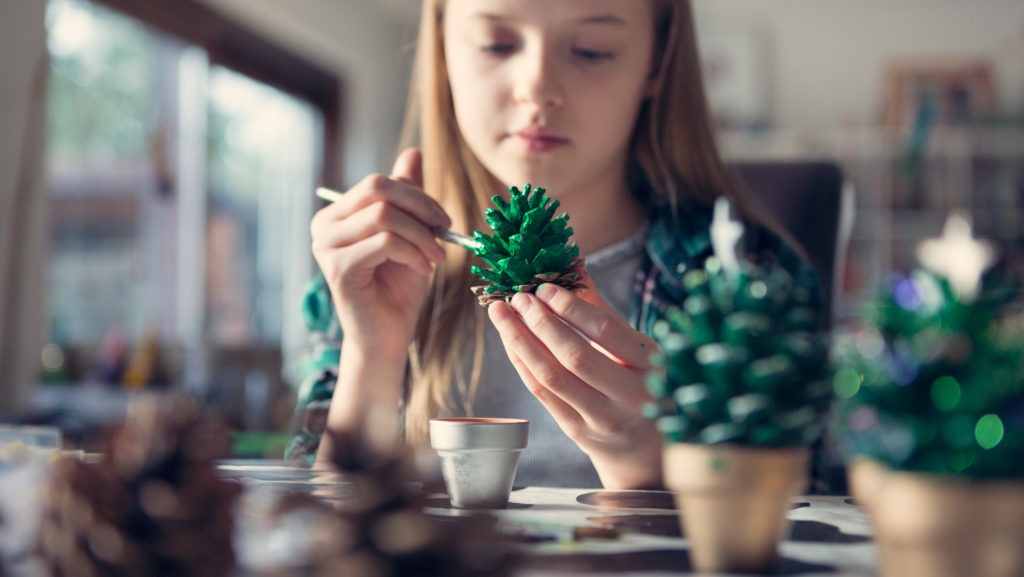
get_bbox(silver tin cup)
[429,418,529,509]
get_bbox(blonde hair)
[400,0,740,441]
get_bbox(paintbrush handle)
[434,228,481,252]
[316,187,480,252]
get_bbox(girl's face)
[443,0,656,200]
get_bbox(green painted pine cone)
[645,257,831,447]
[833,267,1024,479]
[471,184,584,306]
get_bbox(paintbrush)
[315,187,481,252]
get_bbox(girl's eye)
[481,43,515,55]
[573,48,614,61]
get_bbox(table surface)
[0,459,877,576]
[217,460,877,577]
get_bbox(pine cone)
[37,394,241,577]
[284,431,514,577]
[646,257,831,447]
[834,267,1024,478]
[470,184,585,306]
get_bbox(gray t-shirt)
[439,225,649,488]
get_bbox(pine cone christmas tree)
[273,431,513,577]
[470,183,584,306]
[646,257,832,447]
[834,215,1024,478]
[37,393,240,577]
[645,198,831,447]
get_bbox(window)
[44,0,338,397]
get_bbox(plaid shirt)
[285,200,823,464]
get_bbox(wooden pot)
[849,459,1024,577]
[663,444,809,573]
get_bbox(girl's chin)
[491,161,570,191]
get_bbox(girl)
[288,0,821,489]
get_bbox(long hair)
[399,0,740,441]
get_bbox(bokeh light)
[855,327,885,360]
[848,406,878,433]
[749,280,768,299]
[833,368,862,399]
[975,414,1005,450]
[893,278,923,311]
[929,376,961,412]
[887,348,920,386]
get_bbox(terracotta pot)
[849,459,1024,577]
[663,443,809,573]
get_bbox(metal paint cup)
[429,418,529,509]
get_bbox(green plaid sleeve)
[284,275,343,463]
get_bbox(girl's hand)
[311,148,450,358]
[488,274,664,489]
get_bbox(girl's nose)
[512,44,564,110]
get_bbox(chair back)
[729,161,855,326]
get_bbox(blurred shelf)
[718,124,1024,322]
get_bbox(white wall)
[693,0,1024,128]
[0,0,48,411]
[193,0,419,184]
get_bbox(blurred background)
[0,0,1022,457]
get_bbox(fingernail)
[489,301,513,325]
[511,292,532,313]
[535,283,557,302]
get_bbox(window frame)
[91,0,343,190]
[43,0,342,398]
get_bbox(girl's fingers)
[338,231,434,279]
[488,301,623,430]
[534,283,660,370]
[498,338,590,442]
[312,174,450,232]
[315,202,446,264]
[509,292,649,408]
[390,147,424,188]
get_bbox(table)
[219,461,878,576]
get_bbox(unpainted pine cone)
[37,393,241,577]
[316,431,516,577]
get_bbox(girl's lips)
[515,133,569,153]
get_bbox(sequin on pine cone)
[470,184,585,306]
[36,394,241,577]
